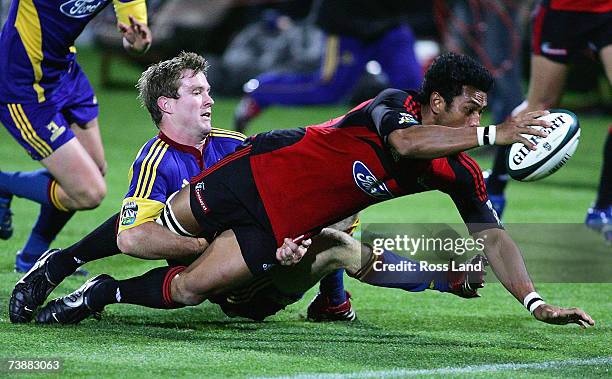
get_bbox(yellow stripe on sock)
[49,180,69,212]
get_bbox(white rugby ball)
[507,109,580,181]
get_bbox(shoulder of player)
[130,136,176,177]
[370,88,420,112]
[209,127,247,142]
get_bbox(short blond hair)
[137,52,209,126]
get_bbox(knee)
[72,181,106,209]
[317,228,361,269]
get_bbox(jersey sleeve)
[113,0,148,25]
[447,153,503,234]
[118,139,171,232]
[367,88,421,141]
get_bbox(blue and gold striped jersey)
[118,128,246,231]
[0,0,147,104]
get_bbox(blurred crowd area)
[0,0,608,105]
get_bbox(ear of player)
[506,109,580,181]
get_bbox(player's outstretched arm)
[388,111,551,159]
[387,111,552,159]
[474,228,595,328]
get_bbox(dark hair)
[137,52,209,126]
[418,52,493,107]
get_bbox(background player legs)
[234,35,369,133]
[13,119,107,271]
[588,46,612,238]
[373,24,422,89]
[487,55,567,217]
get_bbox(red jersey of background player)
[550,0,612,13]
[247,88,502,245]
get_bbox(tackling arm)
[474,227,595,328]
[117,221,207,260]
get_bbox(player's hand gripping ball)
[507,109,580,181]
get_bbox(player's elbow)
[117,229,142,255]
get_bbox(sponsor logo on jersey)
[194,182,210,213]
[120,200,138,226]
[398,112,416,125]
[352,161,394,199]
[60,0,107,19]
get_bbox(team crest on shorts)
[120,201,138,226]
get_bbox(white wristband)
[488,125,496,145]
[476,127,485,146]
[523,291,545,313]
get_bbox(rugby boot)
[448,254,488,299]
[9,249,60,323]
[36,274,113,324]
[306,290,356,321]
[585,205,611,233]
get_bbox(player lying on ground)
[10,53,480,324]
[32,53,593,327]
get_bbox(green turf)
[0,49,610,378]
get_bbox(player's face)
[439,86,487,128]
[173,70,214,136]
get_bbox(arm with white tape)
[473,228,595,328]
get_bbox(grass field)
[0,49,610,378]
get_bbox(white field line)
[253,357,612,379]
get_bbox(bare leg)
[41,137,106,210]
[170,229,253,305]
[524,55,568,111]
[70,119,107,175]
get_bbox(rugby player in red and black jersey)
[487,0,612,241]
[40,53,594,327]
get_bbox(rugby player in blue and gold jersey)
[0,0,152,272]
[9,52,250,323]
